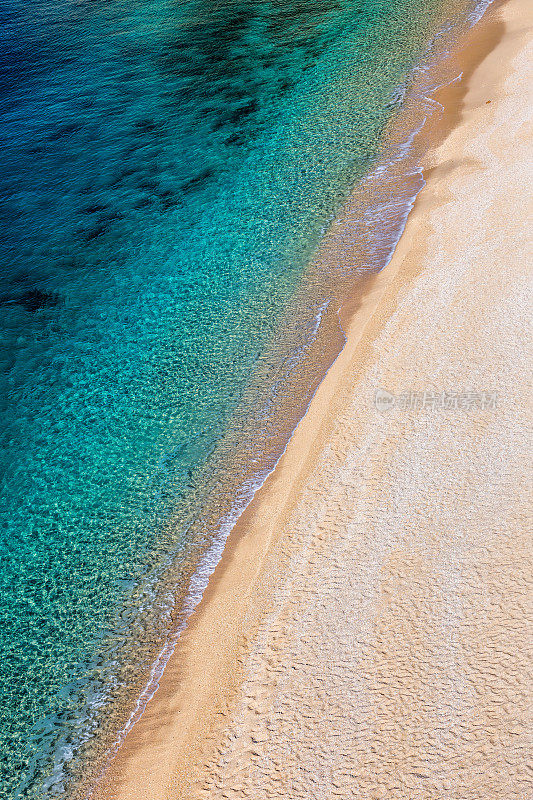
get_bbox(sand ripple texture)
[196,9,533,800]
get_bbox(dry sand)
[93,0,532,797]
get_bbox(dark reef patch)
[180,168,215,194]
[0,289,61,313]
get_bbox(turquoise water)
[0,0,478,796]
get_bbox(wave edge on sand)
[89,0,531,797]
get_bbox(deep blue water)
[0,0,476,796]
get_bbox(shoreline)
[64,3,487,794]
[90,0,532,796]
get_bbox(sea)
[0,0,490,796]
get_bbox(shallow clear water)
[0,0,474,796]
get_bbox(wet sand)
[92,0,532,797]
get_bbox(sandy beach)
[92,0,532,797]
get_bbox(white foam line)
[88,119,428,800]
[84,1,496,795]
[86,308,345,799]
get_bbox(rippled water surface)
[0,0,475,795]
